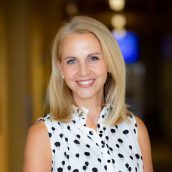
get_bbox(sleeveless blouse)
[40,105,143,172]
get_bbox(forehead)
[61,33,102,55]
[63,32,100,46]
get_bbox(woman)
[23,16,153,172]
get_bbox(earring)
[108,71,112,77]
[62,75,64,79]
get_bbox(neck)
[74,98,104,125]
[73,90,105,126]
[74,96,104,111]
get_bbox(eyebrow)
[87,53,101,57]
[63,56,76,60]
[63,52,102,60]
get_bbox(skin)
[58,33,108,128]
[136,116,154,172]
[23,121,52,172]
[23,33,153,172]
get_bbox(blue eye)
[89,56,99,62]
[67,58,76,64]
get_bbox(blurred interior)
[0,0,172,171]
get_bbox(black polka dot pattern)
[39,105,143,171]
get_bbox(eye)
[88,56,99,62]
[66,58,76,64]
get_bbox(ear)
[57,60,64,76]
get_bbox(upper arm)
[23,121,52,172]
[135,116,154,172]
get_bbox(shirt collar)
[71,104,112,125]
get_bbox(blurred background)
[0,0,172,171]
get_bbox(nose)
[78,63,90,77]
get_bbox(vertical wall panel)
[0,7,9,172]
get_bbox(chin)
[77,93,94,99]
[76,90,100,100]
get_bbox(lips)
[77,79,95,88]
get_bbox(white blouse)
[40,105,143,172]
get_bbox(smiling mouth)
[77,79,95,88]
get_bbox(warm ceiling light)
[111,14,126,30]
[66,2,78,15]
[109,0,125,11]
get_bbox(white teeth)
[78,80,93,85]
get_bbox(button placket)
[73,105,115,171]
[96,124,115,172]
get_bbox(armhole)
[132,115,138,138]
[38,116,54,163]
[127,114,138,138]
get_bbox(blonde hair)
[47,16,128,125]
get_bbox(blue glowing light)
[113,31,139,64]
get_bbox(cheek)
[99,66,108,83]
[60,65,70,76]
[63,68,76,80]
[62,64,79,78]
[98,63,108,75]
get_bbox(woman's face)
[58,33,108,103]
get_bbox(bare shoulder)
[27,120,48,140]
[134,116,151,146]
[134,115,154,172]
[23,121,51,172]
[134,116,148,134]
